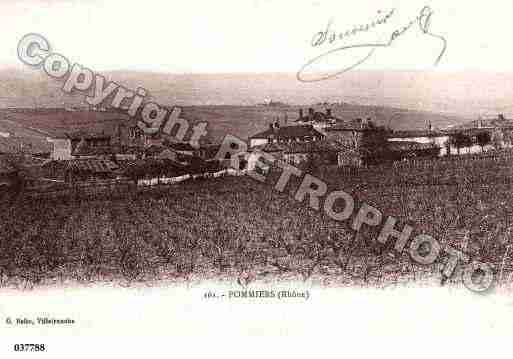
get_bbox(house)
[324,124,365,149]
[247,122,328,170]
[246,140,343,170]
[460,114,513,149]
[142,143,223,174]
[72,142,116,160]
[48,127,144,161]
[47,138,73,160]
[387,130,449,155]
[463,113,513,129]
[64,159,119,182]
[247,119,390,170]
[388,114,513,155]
[249,124,325,148]
[41,158,119,183]
[294,107,342,135]
[296,107,338,124]
[68,131,111,152]
[387,127,507,156]
[323,116,389,148]
[49,131,113,160]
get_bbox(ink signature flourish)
[297,6,447,82]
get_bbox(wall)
[249,138,268,148]
[388,135,502,156]
[47,138,73,160]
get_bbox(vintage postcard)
[0,0,512,357]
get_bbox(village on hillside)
[2,103,513,294]
[0,105,512,198]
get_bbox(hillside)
[0,68,479,146]
[0,104,467,149]
[178,104,467,141]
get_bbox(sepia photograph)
[0,0,512,357]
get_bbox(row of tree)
[448,131,492,154]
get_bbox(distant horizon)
[1,68,513,120]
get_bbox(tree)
[491,128,505,150]
[123,162,146,185]
[476,132,491,152]
[1,154,31,197]
[302,152,320,175]
[359,127,392,165]
[449,133,471,155]
[449,134,460,154]
[445,140,451,156]
[460,134,473,152]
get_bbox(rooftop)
[66,131,112,141]
[251,140,346,154]
[65,159,119,174]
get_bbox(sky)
[1,0,513,74]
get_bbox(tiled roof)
[120,158,185,170]
[66,159,119,173]
[66,131,111,140]
[252,140,346,154]
[285,140,349,154]
[250,125,324,140]
[119,157,217,176]
[72,144,118,156]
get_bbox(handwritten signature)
[297,6,447,82]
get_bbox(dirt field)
[1,153,512,289]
